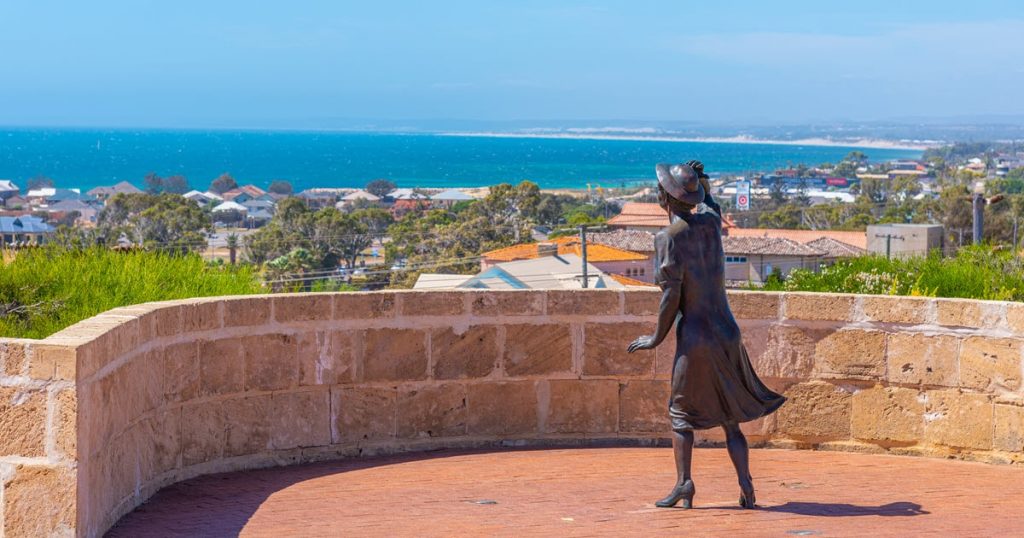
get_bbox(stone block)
[297,330,356,386]
[332,386,397,443]
[400,291,464,316]
[886,333,959,387]
[622,290,661,316]
[136,409,180,479]
[1005,303,1024,336]
[959,336,1021,391]
[54,389,77,460]
[0,387,47,457]
[503,324,572,376]
[128,352,164,414]
[242,333,300,392]
[851,386,924,444]
[1,339,28,376]
[783,293,854,322]
[431,325,498,379]
[470,291,544,317]
[181,300,222,333]
[271,390,331,449]
[583,322,655,376]
[547,290,620,316]
[728,292,781,320]
[619,380,670,432]
[27,344,76,381]
[397,384,467,438]
[752,324,832,379]
[222,395,272,457]
[994,403,1024,452]
[2,465,75,538]
[545,380,618,434]
[334,292,396,319]
[861,296,930,325]
[814,329,887,379]
[223,297,271,327]
[153,305,183,338]
[162,341,200,403]
[274,293,333,323]
[198,339,244,397]
[180,401,225,466]
[362,329,428,382]
[935,299,1004,329]
[923,390,993,450]
[466,382,538,436]
[775,381,852,441]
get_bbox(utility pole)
[874,233,904,259]
[579,225,589,288]
[973,193,984,245]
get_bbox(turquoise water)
[0,128,921,192]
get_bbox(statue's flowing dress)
[654,208,786,431]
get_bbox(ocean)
[0,128,922,192]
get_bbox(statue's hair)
[657,183,696,216]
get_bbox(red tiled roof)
[726,228,867,249]
[805,237,866,258]
[483,236,648,263]
[608,273,658,287]
[722,236,825,257]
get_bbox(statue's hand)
[627,335,657,353]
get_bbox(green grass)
[761,245,1024,301]
[1,247,264,339]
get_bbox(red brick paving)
[108,447,1024,537]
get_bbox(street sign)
[736,180,751,211]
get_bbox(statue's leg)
[723,422,755,508]
[655,430,695,508]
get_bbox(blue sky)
[1,1,1023,128]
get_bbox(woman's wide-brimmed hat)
[656,163,705,205]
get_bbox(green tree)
[27,175,54,190]
[366,178,397,197]
[209,173,238,195]
[97,193,211,253]
[163,175,190,194]
[268,180,293,195]
[144,172,165,194]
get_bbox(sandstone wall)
[2,289,1024,537]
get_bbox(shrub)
[760,245,1024,301]
[0,247,264,339]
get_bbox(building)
[607,202,736,233]
[721,236,825,283]
[804,236,866,265]
[866,224,944,258]
[337,190,380,208]
[481,236,653,283]
[725,228,868,249]
[431,189,474,208]
[297,189,342,209]
[87,181,142,202]
[0,180,19,201]
[414,253,625,290]
[0,215,54,246]
[46,199,99,225]
[183,190,223,208]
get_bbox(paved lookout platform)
[109,447,1023,537]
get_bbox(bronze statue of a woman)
[627,161,786,510]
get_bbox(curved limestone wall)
[1,289,1024,536]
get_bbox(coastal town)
[3,143,1023,292]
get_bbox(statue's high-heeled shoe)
[738,477,756,509]
[655,479,695,508]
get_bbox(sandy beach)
[439,131,935,151]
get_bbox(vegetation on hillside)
[761,246,1024,301]
[0,247,262,339]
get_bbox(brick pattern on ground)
[107,447,1024,537]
